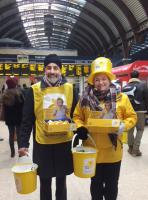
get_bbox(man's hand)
[18,148,28,157]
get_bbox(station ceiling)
[0,0,148,57]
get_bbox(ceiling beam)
[83,8,116,45]
[112,0,139,40]
[87,0,127,56]
[51,10,105,49]
[139,0,148,16]
[69,29,98,55]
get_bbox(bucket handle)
[17,152,33,165]
[71,133,96,150]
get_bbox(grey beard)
[47,76,59,84]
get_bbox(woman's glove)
[117,122,125,135]
[77,127,88,140]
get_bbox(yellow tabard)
[32,82,73,144]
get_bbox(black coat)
[122,78,148,112]
[2,88,24,126]
[19,78,78,178]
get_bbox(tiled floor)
[0,121,148,200]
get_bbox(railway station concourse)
[0,0,148,200]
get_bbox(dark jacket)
[19,78,78,178]
[122,78,148,112]
[22,87,29,99]
[2,88,24,126]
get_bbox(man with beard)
[18,54,78,200]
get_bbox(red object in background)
[6,76,19,85]
[29,75,35,82]
[112,61,148,85]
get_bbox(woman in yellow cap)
[73,57,137,200]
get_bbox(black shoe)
[0,138,4,141]
[132,150,142,157]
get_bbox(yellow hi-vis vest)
[32,82,73,144]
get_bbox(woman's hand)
[77,126,88,140]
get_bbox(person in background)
[122,70,148,156]
[2,77,24,157]
[18,54,78,200]
[0,91,4,141]
[17,84,22,89]
[1,84,5,93]
[22,83,29,98]
[31,81,34,85]
[73,57,137,200]
[112,79,122,93]
[22,83,28,89]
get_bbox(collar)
[129,78,141,83]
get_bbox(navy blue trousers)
[90,161,121,200]
[40,176,67,200]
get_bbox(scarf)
[80,84,116,113]
[80,84,118,150]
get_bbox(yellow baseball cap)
[88,57,116,85]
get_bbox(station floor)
[0,121,148,200]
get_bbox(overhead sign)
[17,55,29,63]
[0,63,90,76]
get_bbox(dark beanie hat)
[44,54,62,68]
[6,78,17,89]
